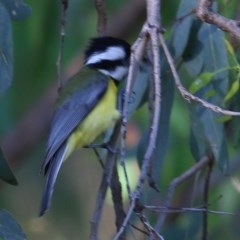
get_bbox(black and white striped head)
[84,36,131,81]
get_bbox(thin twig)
[89,122,122,240]
[135,203,164,240]
[145,205,240,217]
[110,162,126,240]
[130,223,149,236]
[88,1,120,238]
[115,0,162,237]
[134,200,165,240]
[114,38,148,240]
[159,33,240,116]
[119,24,149,200]
[56,0,68,92]
[154,156,211,232]
[202,155,214,240]
[94,0,107,35]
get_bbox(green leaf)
[201,108,229,172]
[0,209,26,240]
[199,24,228,98]
[224,79,239,102]
[189,72,215,94]
[189,104,208,161]
[225,39,235,56]
[137,50,175,181]
[217,115,232,123]
[0,3,13,97]
[172,16,193,59]
[203,89,216,99]
[0,0,31,20]
[188,22,229,172]
[229,114,240,146]
[182,20,204,77]
[172,0,197,59]
[189,102,229,173]
[224,39,238,65]
[182,20,203,61]
[127,60,149,118]
[0,147,18,185]
[187,19,229,171]
[149,67,175,180]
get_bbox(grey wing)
[42,76,108,172]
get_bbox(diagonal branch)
[196,0,240,41]
[158,33,240,116]
[89,122,122,240]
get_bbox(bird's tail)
[39,143,67,216]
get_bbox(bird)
[39,36,131,216]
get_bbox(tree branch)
[95,0,107,36]
[196,0,240,41]
[135,201,164,240]
[89,122,122,240]
[202,155,214,240]
[57,0,69,91]
[114,0,163,238]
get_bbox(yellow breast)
[65,79,120,160]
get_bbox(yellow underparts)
[64,79,120,161]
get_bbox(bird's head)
[84,36,131,81]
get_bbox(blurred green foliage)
[0,0,240,240]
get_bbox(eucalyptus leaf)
[199,24,228,98]
[189,72,215,94]
[200,107,229,173]
[182,20,204,77]
[187,22,229,172]
[172,16,193,59]
[224,79,239,102]
[189,92,229,173]
[187,21,230,171]
[0,0,31,20]
[229,116,240,147]
[224,39,238,65]
[172,0,197,59]
[190,110,229,173]
[137,49,175,181]
[0,147,18,185]
[187,24,229,173]
[150,71,174,180]
[0,3,13,97]
[127,60,150,118]
[189,104,208,161]
[182,20,203,61]
[0,209,26,240]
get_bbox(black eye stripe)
[88,59,126,71]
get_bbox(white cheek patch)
[86,46,126,65]
[99,65,128,80]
